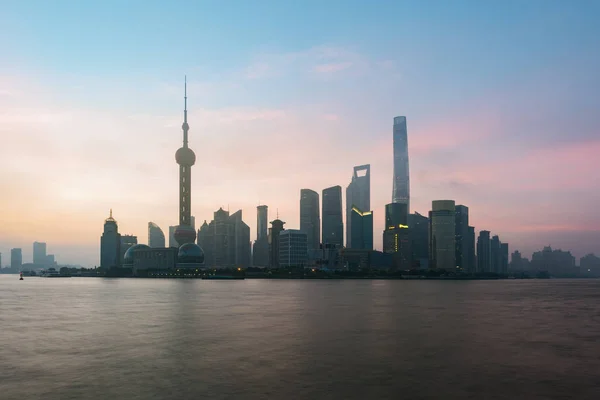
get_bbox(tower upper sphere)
[176,146,196,166]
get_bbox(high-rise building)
[45,254,55,266]
[269,218,286,268]
[279,229,308,267]
[455,205,469,271]
[148,222,166,248]
[252,205,269,267]
[33,242,46,265]
[383,203,410,268]
[429,200,456,270]
[392,116,410,210]
[197,208,251,268]
[10,248,22,269]
[408,212,429,269]
[467,226,476,273]
[500,242,509,275]
[322,186,343,247]
[300,189,320,251]
[120,235,138,266]
[350,206,373,250]
[491,235,501,274]
[173,77,198,247]
[168,226,178,248]
[346,165,370,248]
[477,230,491,273]
[100,210,120,268]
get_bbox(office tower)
[383,203,410,268]
[467,226,476,273]
[392,116,410,210]
[279,229,308,267]
[100,209,121,268]
[455,205,469,271]
[477,230,491,273]
[429,200,456,270]
[408,212,429,268]
[120,235,138,265]
[350,206,373,250]
[45,255,55,266]
[490,235,501,274]
[269,218,286,268]
[197,208,251,268]
[148,222,166,248]
[346,164,370,248]
[33,242,47,265]
[300,189,320,251]
[500,243,509,275]
[10,248,22,269]
[252,205,269,267]
[173,77,197,246]
[169,226,178,248]
[322,185,343,247]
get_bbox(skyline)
[1,1,599,267]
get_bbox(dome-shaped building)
[123,244,151,266]
[177,243,204,266]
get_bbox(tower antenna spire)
[182,75,189,147]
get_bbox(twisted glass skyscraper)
[392,116,410,211]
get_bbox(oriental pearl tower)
[173,77,198,247]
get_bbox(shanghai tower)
[173,77,197,246]
[392,116,410,211]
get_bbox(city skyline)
[1,1,599,267]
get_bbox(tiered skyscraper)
[100,209,120,268]
[392,116,410,210]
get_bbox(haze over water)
[1,276,599,399]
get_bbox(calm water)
[1,276,599,399]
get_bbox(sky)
[1,0,599,267]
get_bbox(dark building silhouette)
[429,200,456,270]
[581,254,600,277]
[300,189,320,252]
[119,235,138,266]
[33,242,46,265]
[491,235,501,274]
[252,205,269,267]
[100,209,120,268]
[383,203,410,269]
[10,248,22,269]
[279,229,308,267]
[148,222,166,248]
[477,230,491,273]
[454,205,469,271]
[197,208,251,268]
[350,206,373,250]
[322,186,343,247]
[408,212,429,269]
[467,226,476,273]
[500,243,509,274]
[269,218,286,268]
[346,164,370,248]
[531,246,576,277]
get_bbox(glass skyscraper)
[346,164,370,249]
[392,116,410,211]
[322,185,343,247]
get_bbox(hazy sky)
[1,0,598,267]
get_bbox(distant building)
[252,205,269,267]
[392,116,410,210]
[269,218,286,268]
[100,210,121,268]
[350,206,373,250]
[340,249,393,270]
[383,203,410,269]
[168,226,178,248]
[322,185,343,247]
[429,200,456,270]
[11,248,22,269]
[279,229,308,267]
[531,246,576,277]
[197,208,251,268]
[33,241,47,265]
[45,254,55,266]
[132,247,178,274]
[300,189,320,252]
[408,212,429,269]
[467,226,476,273]
[477,231,491,273]
[580,254,600,277]
[120,235,138,266]
[500,243,509,274]
[346,164,370,248]
[148,222,166,248]
[454,205,469,272]
[490,235,501,274]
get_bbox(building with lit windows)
[350,206,373,250]
[346,165,370,248]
